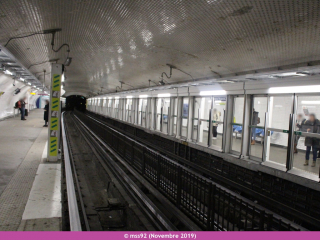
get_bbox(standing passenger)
[43,100,49,127]
[251,109,260,145]
[212,108,220,139]
[294,114,305,153]
[303,114,320,167]
[20,97,27,121]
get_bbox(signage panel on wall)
[47,64,63,161]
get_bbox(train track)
[83,110,320,230]
[66,110,306,231]
[62,111,201,231]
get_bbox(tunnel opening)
[65,95,86,112]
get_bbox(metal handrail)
[249,125,265,129]
[267,127,289,133]
[295,131,320,139]
[61,112,82,231]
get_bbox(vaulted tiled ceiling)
[0,0,319,96]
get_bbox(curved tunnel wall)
[0,73,39,119]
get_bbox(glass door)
[155,98,162,131]
[231,96,244,153]
[126,98,133,123]
[181,97,189,139]
[138,98,147,127]
[192,97,200,143]
[264,95,293,166]
[162,98,170,134]
[212,96,226,149]
[114,98,119,119]
[249,96,268,159]
[293,95,320,175]
[193,96,211,146]
[172,98,178,136]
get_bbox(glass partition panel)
[125,98,133,122]
[250,96,268,159]
[212,97,226,149]
[114,99,119,119]
[231,96,244,153]
[192,98,200,142]
[194,97,211,145]
[265,96,292,166]
[138,98,147,127]
[155,98,162,131]
[108,99,112,116]
[162,98,170,134]
[181,97,189,138]
[172,98,178,136]
[293,95,320,175]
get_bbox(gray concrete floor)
[0,109,45,195]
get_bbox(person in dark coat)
[20,97,27,120]
[251,108,260,145]
[43,100,49,127]
[302,114,320,167]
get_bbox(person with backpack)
[19,97,27,120]
[15,100,21,114]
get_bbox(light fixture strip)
[199,90,227,96]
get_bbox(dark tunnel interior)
[65,95,86,111]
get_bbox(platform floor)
[0,109,61,231]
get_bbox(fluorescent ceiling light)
[126,96,133,98]
[158,93,170,97]
[269,85,320,94]
[108,97,113,99]
[276,72,297,77]
[115,96,120,99]
[272,72,309,78]
[4,70,13,75]
[20,77,25,81]
[200,90,226,96]
[301,101,320,105]
[139,95,148,98]
[27,82,31,85]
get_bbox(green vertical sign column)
[48,64,63,161]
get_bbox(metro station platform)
[0,109,61,231]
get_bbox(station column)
[47,63,63,162]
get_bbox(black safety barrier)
[83,110,320,230]
[75,111,304,231]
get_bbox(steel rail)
[86,110,320,229]
[70,113,180,231]
[63,113,90,230]
[61,112,82,231]
[83,112,308,231]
